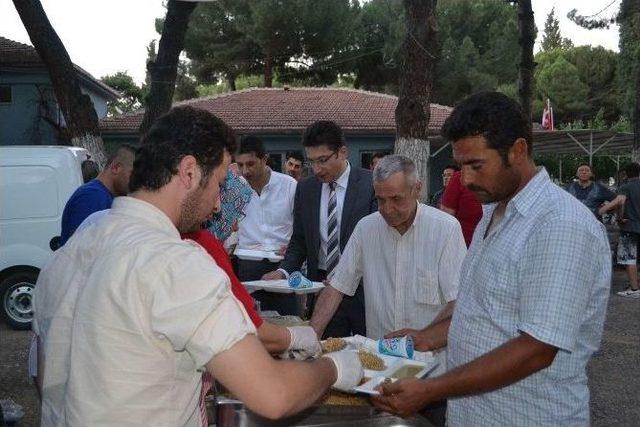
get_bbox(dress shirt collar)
[388,201,422,239]
[508,167,549,217]
[333,162,351,189]
[111,196,180,239]
[481,167,550,220]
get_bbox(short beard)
[176,187,205,234]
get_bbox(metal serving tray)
[209,398,434,427]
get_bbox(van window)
[0,165,59,219]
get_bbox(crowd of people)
[30,91,618,426]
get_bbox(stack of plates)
[242,279,325,294]
[234,248,283,262]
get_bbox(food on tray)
[321,390,370,406]
[322,337,347,353]
[390,365,423,379]
[357,349,385,371]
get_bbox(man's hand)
[321,351,364,392]
[262,270,286,280]
[287,326,322,359]
[371,378,431,417]
[277,245,288,256]
[384,328,432,352]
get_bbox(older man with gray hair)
[310,154,466,357]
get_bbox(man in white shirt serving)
[310,154,465,424]
[33,106,362,427]
[235,135,298,314]
[310,154,466,340]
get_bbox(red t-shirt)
[441,171,482,247]
[181,230,263,328]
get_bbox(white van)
[0,146,87,329]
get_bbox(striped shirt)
[447,168,611,426]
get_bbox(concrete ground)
[1,269,638,426]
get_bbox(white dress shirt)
[33,197,255,427]
[238,169,297,250]
[318,163,351,269]
[330,203,466,338]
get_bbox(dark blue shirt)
[566,181,615,217]
[60,179,113,245]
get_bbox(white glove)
[321,351,364,392]
[286,326,322,359]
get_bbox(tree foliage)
[541,7,573,51]
[101,72,145,115]
[535,54,589,121]
[433,0,520,106]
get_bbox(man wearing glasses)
[263,120,376,338]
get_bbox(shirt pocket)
[415,265,444,305]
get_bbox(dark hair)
[443,164,460,172]
[129,106,236,192]
[441,91,533,163]
[624,162,640,178]
[371,152,387,162]
[105,144,137,167]
[286,150,304,163]
[302,120,345,151]
[238,135,267,158]
[576,163,591,170]
[81,160,99,183]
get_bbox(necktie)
[326,181,340,277]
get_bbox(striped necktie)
[326,181,340,277]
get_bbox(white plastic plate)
[354,358,439,396]
[234,248,283,262]
[242,280,325,294]
[320,336,438,395]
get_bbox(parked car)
[0,145,87,329]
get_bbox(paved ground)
[1,269,638,426]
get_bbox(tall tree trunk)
[264,45,273,88]
[140,0,197,134]
[395,0,438,202]
[633,64,640,162]
[227,74,237,92]
[13,0,107,166]
[517,0,536,123]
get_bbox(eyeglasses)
[305,151,339,167]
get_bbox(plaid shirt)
[447,168,611,426]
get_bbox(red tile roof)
[0,36,120,99]
[99,87,452,135]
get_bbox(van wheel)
[1,270,38,330]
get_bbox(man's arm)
[257,322,291,353]
[257,323,321,358]
[384,311,452,352]
[209,335,354,419]
[599,194,625,215]
[310,224,364,337]
[372,333,558,417]
[310,285,345,337]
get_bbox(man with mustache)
[374,92,611,426]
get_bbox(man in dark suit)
[263,120,376,338]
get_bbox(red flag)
[542,98,554,130]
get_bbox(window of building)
[268,152,283,173]
[361,151,391,170]
[0,86,12,104]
